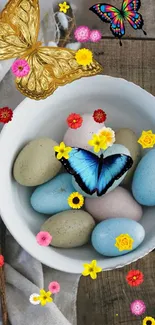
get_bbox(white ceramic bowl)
[0,75,155,274]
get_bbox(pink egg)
[63,113,105,150]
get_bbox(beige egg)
[13,137,61,186]
[85,186,143,222]
[41,210,95,248]
[115,128,141,186]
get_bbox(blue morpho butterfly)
[55,147,133,197]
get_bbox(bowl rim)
[0,75,155,274]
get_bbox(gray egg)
[41,210,95,248]
[13,137,61,186]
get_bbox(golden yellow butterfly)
[0,0,102,100]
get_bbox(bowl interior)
[1,75,155,273]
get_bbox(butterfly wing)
[15,46,102,100]
[97,154,133,196]
[56,148,99,195]
[122,0,144,30]
[0,0,40,60]
[89,4,125,38]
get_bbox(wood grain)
[88,39,155,96]
[77,252,155,325]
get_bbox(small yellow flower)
[82,260,102,280]
[115,234,134,252]
[88,133,108,153]
[98,127,115,147]
[138,130,155,149]
[37,289,53,306]
[59,1,70,13]
[75,48,93,66]
[54,141,72,160]
[68,192,84,209]
[142,316,155,325]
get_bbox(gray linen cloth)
[0,1,81,324]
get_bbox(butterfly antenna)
[142,29,147,36]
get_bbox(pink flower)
[130,300,146,316]
[74,26,90,43]
[89,30,102,42]
[11,59,30,77]
[36,231,52,246]
[48,281,60,294]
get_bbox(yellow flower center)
[121,238,128,245]
[73,119,76,123]
[95,140,100,145]
[144,136,152,143]
[1,112,9,118]
[89,267,93,272]
[33,297,38,301]
[60,148,65,153]
[43,295,47,300]
[133,276,137,280]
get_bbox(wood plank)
[71,0,155,39]
[77,251,155,325]
[87,39,155,96]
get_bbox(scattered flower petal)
[88,133,108,152]
[59,1,70,14]
[29,293,40,305]
[82,260,102,280]
[48,281,60,294]
[74,26,90,42]
[130,300,146,316]
[115,234,134,251]
[67,113,83,129]
[142,316,155,325]
[138,130,155,149]
[36,231,52,246]
[11,59,30,77]
[0,107,13,124]
[90,30,102,42]
[126,269,144,287]
[37,289,53,306]
[93,109,107,123]
[75,48,93,66]
[68,192,84,209]
[0,255,4,267]
[54,142,72,160]
[98,127,115,147]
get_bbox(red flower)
[0,255,4,267]
[0,107,13,123]
[126,269,144,287]
[93,109,107,123]
[66,113,83,129]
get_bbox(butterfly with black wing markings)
[89,0,147,45]
[55,147,133,197]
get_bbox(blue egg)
[72,144,131,198]
[132,149,155,206]
[91,218,145,256]
[31,173,75,214]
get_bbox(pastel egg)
[63,113,105,150]
[115,128,141,186]
[31,173,76,215]
[132,149,155,206]
[41,210,95,248]
[91,218,145,256]
[13,137,61,186]
[85,186,143,221]
[72,144,131,198]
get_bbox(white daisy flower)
[29,293,40,305]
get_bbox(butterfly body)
[0,0,102,100]
[56,147,133,197]
[89,0,146,41]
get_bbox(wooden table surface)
[76,2,155,323]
